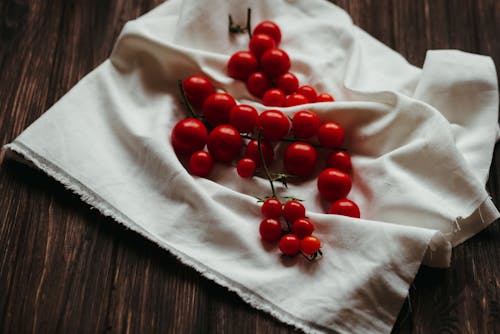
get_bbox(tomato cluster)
[260,198,321,258]
[228,21,334,107]
[170,16,361,262]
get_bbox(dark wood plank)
[0,1,498,334]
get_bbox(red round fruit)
[279,234,300,256]
[283,142,318,177]
[257,109,290,141]
[261,198,283,218]
[247,72,272,98]
[253,21,281,44]
[262,88,286,107]
[317,93,335,102]
[292,110,321,138]
[328,199,360,218]
[326,150,352,174]
[189,150,214,177]
[276,72,299,95]
[202,92,237,126]
[249,33,276,58]
[245,139,274,167]
[285,93,309,107]
[318,122,344,149]
[171,118,208,155]
[317,168,352,202]
[259,218,282,242]
[236,158,256,178]
[292,218,314,239]
[182,75,215,109]
[207,125,243,163]
[227,51,259,81]
[300,236,321,255]
[229,104,258,133]
[260,48,291,78]
[297,85,317,103]
[283,200,306,223]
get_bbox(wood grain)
[0,1,498,333]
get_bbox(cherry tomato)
[227,51,259,81]
[259,218,282,242]
[279,234,300,256]
[283,200,306,223]
[297,85,317,103]
[207,125,243,162]
[247,72,272,98]
[244,139,274,167]
[326,150,352,174]
[262,88,286,107]
[236,158,256,178]
[285,93,309,107]
[317,168,352,201]
[182,75,215,109]
[318,122,344,149]
[171,118,208,155]
[189,150,214,177]
[253,21,281,44]
[257,109,290,141]
[276,72,299,95]
[229,104,258,133]
[300,236,321,255]
[283,142,318,177]
[261,198,282,218]
[249,33,276,58]
[292,110,320,138]
[202,92,237,126]
[260,48,290,78]
[328,198,360,218]
[292,218,314,239]
[317,93,335,102]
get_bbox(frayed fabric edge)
[2,141,337,334]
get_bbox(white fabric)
[4,0,499,333]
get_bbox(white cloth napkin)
[4,0,499,333]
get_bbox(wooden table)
[1,1,498,333]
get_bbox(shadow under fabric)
[4,0,499,333]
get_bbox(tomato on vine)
[227,51,259,81]
[260,48,291,78]
[279,234,300,256]
[245,139,274,167]
[328,199,360,218]
[318,122,344,149]
[291,110,320,138]
[202,92,237,126]
[285,93,308,107]
[297,85,317,103]
[189,150,214,177]
[229,104,258,133]
[253,21,281,44]
[317,168,352,201]
[283,200,306,223]
[257,109,290,141]
[262,88,286,107]
[283,142,318,177]
[259,218,282,242]
[171,118,208,155]
[207,125,243,162]
[300,236,321,255]
[236,158,256,178]
[182,75,215,109]
[247,72,272,98]
[292,218,314,239]
[276,72,299,95]
[317,93,334,102]
[249,33,276,58]
[261,198,283,218]
[326,150,352,174]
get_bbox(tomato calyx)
[228,8,252,39]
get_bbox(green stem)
[177,80,199,119]
[246,8,252,39]
[257,128,276,198]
